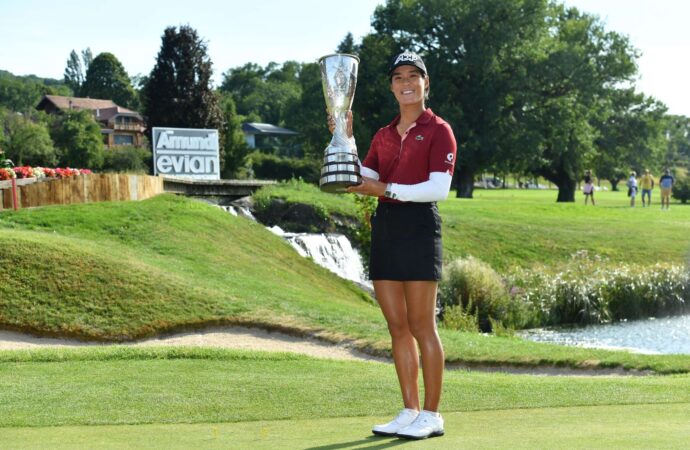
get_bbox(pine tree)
[63,50,83,95]
[142,25,223,135]
[63,48,93,96]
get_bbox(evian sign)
[152,127,220,180]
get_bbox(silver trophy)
[318,53,361,193]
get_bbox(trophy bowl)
[318,53,362,193]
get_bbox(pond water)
[519,314,690,354]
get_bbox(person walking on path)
[583,169,595,205]
[659,169,675,210]
[627,171,638,207]
[640,169,655,207]
[330,51,456,440]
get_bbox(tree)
[663,115,690,169]
[142,25,223,135]
[526,5,639,201]
[282,62,331,159]
[370,0,551,198]
[50,110,104,169]
[1,113,56,166]
[0,70,70,113]
[63,48,92,96]
[81,52,139,109]
[221,61,302,127]
[592,90,667,191]
[218,93,250,177]
[336,32,357,54]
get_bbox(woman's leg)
[374,280,420,410]
[403,281,444,412]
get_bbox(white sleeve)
[389,172,453,202]
[360,166,379,180]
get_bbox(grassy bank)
[1,193,690,373]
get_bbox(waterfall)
[218,205,256,220]
[214,202,370,288]
[269,225,371,288]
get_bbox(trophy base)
[319,174,362,193]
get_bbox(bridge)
[162,176,276,201]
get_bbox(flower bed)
[0,166,92,187]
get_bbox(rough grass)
[254,183,690,270]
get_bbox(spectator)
[627,171,638,207]
[639,169,654,207]
[659,168,674,210]
[582,169,595,205]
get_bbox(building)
[241,122,300,156]
[36,95,146,148]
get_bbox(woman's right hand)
[327,110,354,138]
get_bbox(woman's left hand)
[347,177,387,197]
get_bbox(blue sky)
[1,0,689,116]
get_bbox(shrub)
[102,146,151,173]
[507,252,690,327]
[672,177,690,203]
[439,256,511,332]
[441,302,479,332]
[247,151,320,183]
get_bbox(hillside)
[0,194,381,342]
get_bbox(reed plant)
[506,251,690,327]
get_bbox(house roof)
[241,122,299,136]
[36,95,143,121]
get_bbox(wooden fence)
[0,174,164,211]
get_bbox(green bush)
[439,256,511,332]
[441,302,479,332]
[102,146,151,173]
[248,151,320,183]
[507,252,690,327]
[672,177,690,203]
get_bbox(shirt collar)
[387,108,434,129]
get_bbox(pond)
[519,314,690,354]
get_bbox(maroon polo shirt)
[362,108,457,202]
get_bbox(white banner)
[152,127,220,180]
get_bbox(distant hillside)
[0,69,71,112]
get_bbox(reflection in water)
[519,314,690,354]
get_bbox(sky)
[1,0,689,116]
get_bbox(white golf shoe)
[396,410,444,440]
[372,408,419,436]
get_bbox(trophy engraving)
[318,53,361,193]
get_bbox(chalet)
[36,95,146,148]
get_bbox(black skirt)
[369,201,443,281]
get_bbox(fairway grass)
[0,348,689,448]
[1,404,687,449]
[1,347,689,428]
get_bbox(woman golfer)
[330,51,456,440]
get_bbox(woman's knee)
[407,319,437,341]
[386,318,412,338]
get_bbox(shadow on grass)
[304,435,409,449]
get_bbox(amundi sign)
[152,127,220,180]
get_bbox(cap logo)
[447,153,454,162]
[394,52,419,65]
